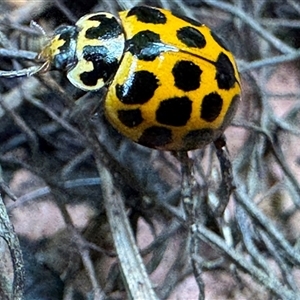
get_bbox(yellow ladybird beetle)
[10,6,242,151]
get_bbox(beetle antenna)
[30,20,47,37]
[0,61,50,78]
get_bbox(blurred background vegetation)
[1,0,300,299]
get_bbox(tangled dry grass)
[1,0,300,299]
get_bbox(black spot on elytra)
[201,92,223,122]
[172,60,202,91]
[156,97,192,126]
[183,128,215,150]
[127,6,167,24]
[171,11,203,27]
[52,25,78,70]
[79,45,119,86]
[116,70,159,104]
[215,53,236,90]
[210,31,229,51]
[138,126,172,148]
[85,15,122,40]
[177,26,206,48]
[126,30,171,61]
[117,109,143,128]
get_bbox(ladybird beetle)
[38,6,241,150]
